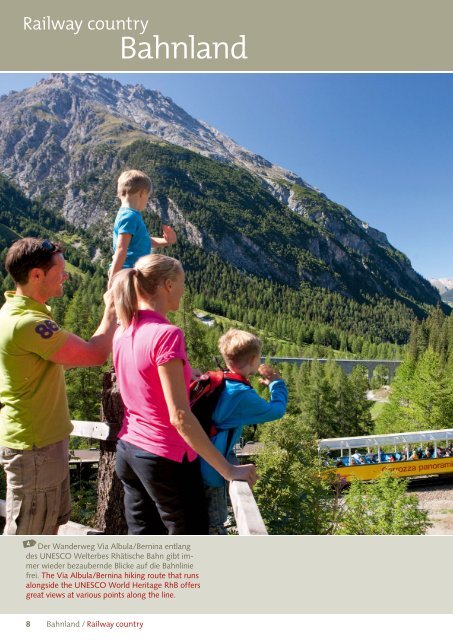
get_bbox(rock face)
[0,73,442,307]
[0,73,306,201]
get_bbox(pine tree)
[348,366,374,436]
[63,272,107,420]
[376,358,416,434]
[298,360,337,438]
[171,292,214,371]
[410,349,453,430]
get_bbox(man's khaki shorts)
[0,438,71,535]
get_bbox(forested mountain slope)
[0,73,442,312]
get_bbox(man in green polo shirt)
[0,238,116,535]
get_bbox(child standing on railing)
[108,169,176,288]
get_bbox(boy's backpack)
[189,370,251,437]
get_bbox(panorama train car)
[319,428,453,482]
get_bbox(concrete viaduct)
[261,357,402,381]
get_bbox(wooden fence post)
[96,370,128,534]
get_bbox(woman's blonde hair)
[112,254,183,327]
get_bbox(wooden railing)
[229,480,267,535]
[71,418,267,536]
[0,372,267,535]
[0,477,267,536]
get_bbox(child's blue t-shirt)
[200,378,288,488]
[112,206,151,268]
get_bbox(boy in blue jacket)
[201,328,288,534]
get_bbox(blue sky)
[0,73,451,279]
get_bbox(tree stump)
[96,370,128,534]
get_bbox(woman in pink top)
[111,254,256,534]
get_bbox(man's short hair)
[117,170,152,197]
[218,328,262,367]
[5,238,62,285]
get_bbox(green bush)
[254,416,431,535]
[339,473,431,535]
[70,481,98,528]
[254,416,343,534]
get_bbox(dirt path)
[409,481,453,535]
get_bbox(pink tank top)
[113,309,196,462]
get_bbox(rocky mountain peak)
[430,278,453,293]
[0,73,443,309]
[0,73,313,193]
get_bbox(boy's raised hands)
[162,224,177,245]
[258,363,281,385]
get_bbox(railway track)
[407,474,453,490]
